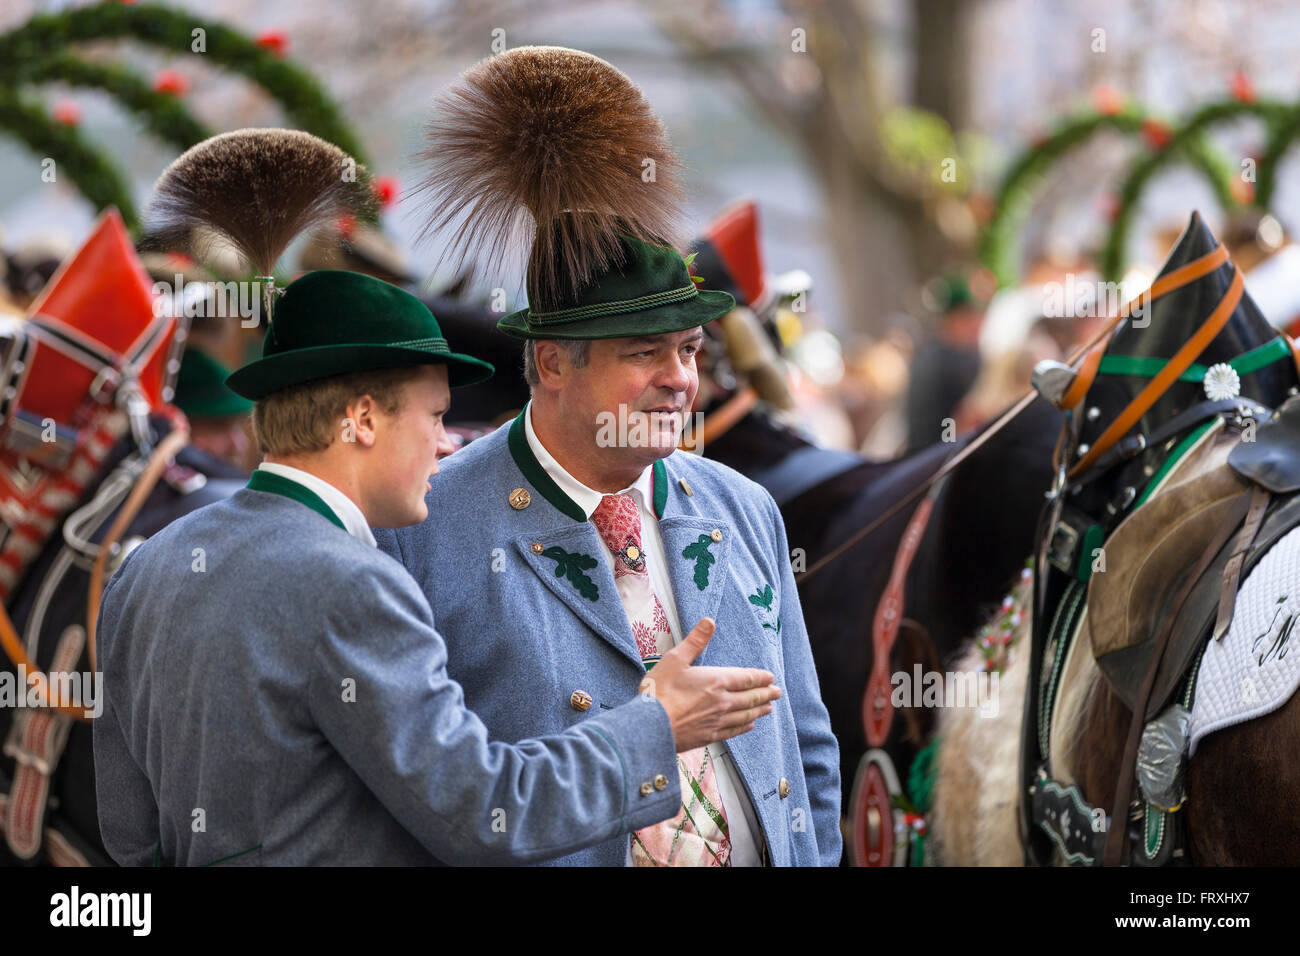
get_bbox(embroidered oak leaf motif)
[681,534,716,591]
[539,546,599,601]
[748,583,781,633]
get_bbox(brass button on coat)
[640,782,654,797]
[569,689,593,712]
[778,777,791,799]
[653,774,669,791]
[710,528,723,542]
[509,488,531,510]
[530,542,544,554]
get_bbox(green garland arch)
[980,108,1235,287]
[1099,99,1293,279]
[0,2,367,164]
[0,90,138,231]
[11,53,214,151]
[1255,104,1300,208]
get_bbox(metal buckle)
[3,712,58,777]
[1047,520,1080,573]
[88,365,122,403]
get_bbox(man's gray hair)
[522,339,591,387]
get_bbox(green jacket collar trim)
[507,405,666,522]
[246,468,347,532]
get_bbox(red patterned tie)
[591,493,731,866]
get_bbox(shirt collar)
[255,462,377,547]
[524,402,654,520]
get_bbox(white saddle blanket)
[1189,523,1300,755]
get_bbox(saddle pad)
[1189,522,1300,755]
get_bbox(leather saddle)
[1089,396,1300,716]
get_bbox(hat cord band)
[387,336,449,352]
[527,283,699,324]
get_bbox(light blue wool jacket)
[93,487,684,866]
[376,412,842,866]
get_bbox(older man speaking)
[377,46,840,866]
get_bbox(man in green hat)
[93,130,780,866]
[380,46,840,867]
[172,348,256,471]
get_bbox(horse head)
[1038,210,1300,519]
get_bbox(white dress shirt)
[524,404,764,866]
[255,462,377,548]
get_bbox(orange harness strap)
[1059,245,1230,411]
[1069,267,1243,478]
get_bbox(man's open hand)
[642,618,781,752]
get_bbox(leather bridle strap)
[86,425,190,674]
[684,387,757,451]
[1070,267,1244,478]
[1058,245,1231,411]
[0,426,189,720]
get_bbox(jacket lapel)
[512,524,644,669]
[657,460,737,668]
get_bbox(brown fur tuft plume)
[147,128,374,276]
[417,46,685,309]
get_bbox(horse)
[930,211,1300,866]
[702,387,1061,864]
[0,211,242,866]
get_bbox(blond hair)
[251,365,425,456]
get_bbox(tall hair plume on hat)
[417,46,685,310]
[146,128,374,277]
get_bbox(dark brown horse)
[934,212,1300,866]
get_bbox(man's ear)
[343,394,379,448]
[533,340,567,391]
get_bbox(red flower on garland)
[53,100,82,126]
[153,69,189,96]
[1231,71,1257,103]
[256,30,289,58]
[372,175,399,209]
[1140,118,1172,150]
[335,214,357,239]
[1092,85,1125,116]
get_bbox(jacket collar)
[253,462,377,546]
[507,403,666,521]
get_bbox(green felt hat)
[226,270,495,400]
[174,348,254,419]
[498,235,736,340]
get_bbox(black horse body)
[704,397,1063,823]
[0,417,244,866]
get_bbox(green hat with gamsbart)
[147,129,495,400]
[224,270,493,400]
[174,348,254,418]
[497,234,734,340]
[421,46,734,342]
